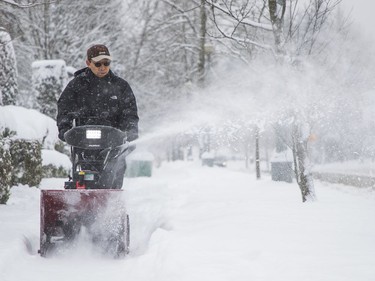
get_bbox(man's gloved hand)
[58,128,69,142]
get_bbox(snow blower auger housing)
[39,124,133,258]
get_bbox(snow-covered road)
[0,161,374,281]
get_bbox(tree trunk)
[197,0,207,85]
[255,126,261,179]
[268,0,286,54]
[43,0,50,59]
[292,123,316,202]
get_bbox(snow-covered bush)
[41,149,71,178]
[0,105,66,183]
[0,105,59,150]
[0,27,18,105]
[32,60,67,119]
[42,164,69,178]
[0,128,15,204]
[35,76,62,118]
[10,139,43,187]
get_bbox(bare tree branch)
[205,0,273,31]
[0,0,56,8]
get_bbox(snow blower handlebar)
[64,112,132,150]
[64,125,127,150]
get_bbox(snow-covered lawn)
[0,161,374,281]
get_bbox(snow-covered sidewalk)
[0,161,374,281]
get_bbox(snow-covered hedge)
[0,106,70,203]
[42,149,71,178]
[32,60,67,119]
[0,128,13,204]
[10,139,43,187]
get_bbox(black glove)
[58,128,69,142]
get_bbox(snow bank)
[0,105,58,149]
[42,149,71,169]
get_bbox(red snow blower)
[39,121,134,258]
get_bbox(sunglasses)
[93,61,111,67]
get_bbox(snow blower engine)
[39,117,134,258]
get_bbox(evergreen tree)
[0,27,18,105]
[0,128,15,204]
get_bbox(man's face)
[86,59,111,78]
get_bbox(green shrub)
[0,128,14,204]
[42,164,69,178]
[10,139,43,187]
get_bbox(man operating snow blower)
[57,44,139,189]
[38,45,138,257]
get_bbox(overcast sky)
[342,0,375,42]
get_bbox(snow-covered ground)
[0,161,374,281]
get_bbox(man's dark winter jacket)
[57,68,139,142]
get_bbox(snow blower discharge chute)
[39,122,134,258]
